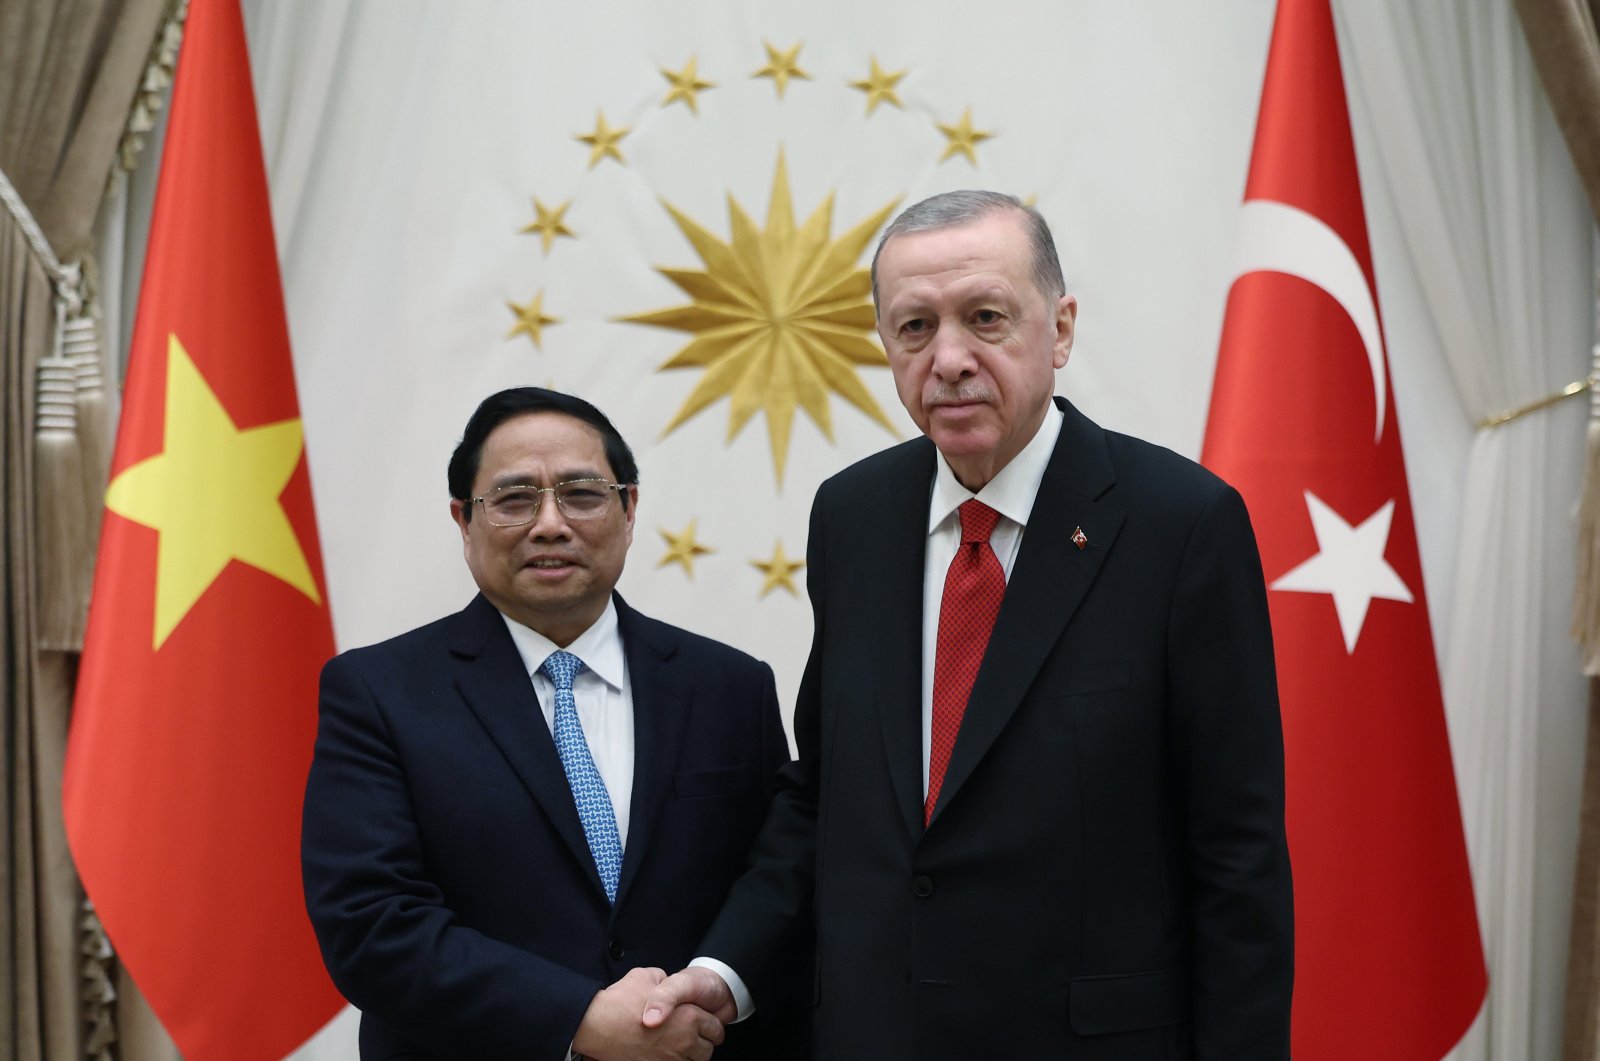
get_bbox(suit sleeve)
[1167,484,1294,1058]
[696,487,831,1007]
[301,652,601,1059]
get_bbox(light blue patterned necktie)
[541,650,622,903]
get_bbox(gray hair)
[869,190,1067,306]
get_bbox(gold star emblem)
[936,106,994,165]
[620,150,900,485]
[752,541,804,598]
[661,57,715,114]
[753,41,810,98]
[506,292,560,348]
[658,519,714,576]
[848,57,906,115]
[520,197,575,254]
[104,334,321,649]
[575,111,630,168]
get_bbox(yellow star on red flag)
[103,333,319,649]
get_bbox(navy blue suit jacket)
[701,398,1293,1059]
[302,593,792,1060]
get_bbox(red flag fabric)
[1201,0,1486,1056]
[61,0,344,1056]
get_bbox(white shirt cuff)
[688,956,755,1023]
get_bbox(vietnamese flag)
[1201,0,1486,1056]
[61,0,344,1057]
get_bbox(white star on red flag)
[1271,491,1413,653]
[1200,0,1485,1055]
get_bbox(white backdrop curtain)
[1337,3,1593,1060]
[94,1,1594,1057]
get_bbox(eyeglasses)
[471,479,624,527]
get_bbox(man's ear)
[1053,293,1078,370]
[449,498,472,543]
[621,485,639,544]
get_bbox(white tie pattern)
[541,650,622,903]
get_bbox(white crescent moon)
[1231,198,1387,442]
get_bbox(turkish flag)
[1201,0,1486,1057]
[61,0,344,1057]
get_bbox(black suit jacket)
[702,398,1293,1059]
[301,593,795,1060]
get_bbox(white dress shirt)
[920,401,1064,793]
[501,599,635,847]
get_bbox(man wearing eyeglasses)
[301,388,796,1061]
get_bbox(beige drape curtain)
[1508,2,1600,1060]
[1,1,174,1058]
[1513,0,1600,223]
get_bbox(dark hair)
[869,190,1066,305]
[448,388,639,519]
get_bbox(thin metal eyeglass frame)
[471,478,624,527]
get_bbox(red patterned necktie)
[926,499,1006,825]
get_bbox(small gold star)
[753,41,810,98]
[661,57,715,114]
[506,292,560,348]
[752,540,804,598]
[936,106,994,166]
[520,198,575,255]
[575,111,630,168]
[848,57,906,115]
[658,519,714,576]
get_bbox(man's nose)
[526,492,572,538]
[928,325,977,380]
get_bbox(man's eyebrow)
[487,467,607,490]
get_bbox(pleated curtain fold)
[0,2,175,1059]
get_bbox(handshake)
[572,965,738,1061]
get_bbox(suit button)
[912,875,934,898]
[608,939,624,960]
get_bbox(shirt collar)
[927,400,1064,534]
[499,597,626,691]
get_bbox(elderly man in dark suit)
[302,388,793,1060]
[644,191,1294,1058]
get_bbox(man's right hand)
[572,967,725,1061]
[640,966,737,1030]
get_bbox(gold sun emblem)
[621,150,900,485]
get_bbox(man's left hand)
[572,967,725,1061]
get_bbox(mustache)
[925,383,995,406]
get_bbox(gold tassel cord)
[80,901,117,1061]
[1478,374,1595,430]
[115,1,188,177]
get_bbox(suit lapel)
[448,595,603,897]
[870,442,937,840]
[930,399,1126,824]
[612,596,689,909]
